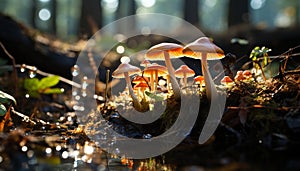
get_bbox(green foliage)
[24,75,63,98]
[0,90,16,116]
[145,91,164,101]
[250,46,272,68]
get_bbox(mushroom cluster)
[112,37,225,111]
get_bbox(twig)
[104,69,110,106]
[227,105,300,111]
[0,41,18,96]
[1,64,81,88]
[10,107,36,125]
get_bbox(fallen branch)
[227,105,300,111]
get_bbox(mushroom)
[220,76,234,87]
[145,43,183,99]
[143,63,168,92]
[234,70,245,82]
[183,37,225,99]
[140,59,151,68]
[194,75,205,86]
[112,57,147,112]
[132,75,149,85]
[134,82,149,99]
[175,65,195,88]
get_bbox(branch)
[0,41,18,96]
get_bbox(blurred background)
[0,0,299,44]
[0,0,299,78]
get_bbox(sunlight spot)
[205,0,217,7]
[45,147,52,154]
[116,45,125,54]
[62,151,69,159]
[250,0,266,10]
[38,9,51,21]
[140,0,156,8]
[21,146,28,152]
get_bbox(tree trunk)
[183,0,199,25]
[228,0,249,27]
[79,0,102,38]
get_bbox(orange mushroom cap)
[132,75,149,84]
[143,63,168,77]
[145,43,184,60]
[134,82,149,89]
[220,76,234,84]
[183,37,225,60]
[175,65,195,78]
[194,75,205,83]
[242,70,252,78]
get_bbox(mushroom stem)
[163,51,181,99]
[124,72,143,110]
[201,53,217,100]
[150,72,154,92]
[183,72,187,87]
[154,70,158,92]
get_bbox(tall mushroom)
[175,65,195,88]
[183,37,225,99]
[145,43,183,99]
[112,57,147,112]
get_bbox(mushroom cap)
[242,70,252,77]
[234,71,246,81]
[140,59,151,67]
[132,75,149,84]
[143,63,168,77]
[183,37,225,60]
[112,63,141,78]
[175,65,195,78]
[194,75,205,84]
[220,76,234,84]
[145,43,184,61]
[134,82,149,89]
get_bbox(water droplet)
[28,70,37,78]
[45,147,52,154]
[115,148,120,154]
[110,113,120,118]
[62,151,69,159]
[143,134,152,139]
[82,76,88,89]
[71,65,80,77]
[20,64,26,72]
[56,145,62,151]
[21,146,28,152]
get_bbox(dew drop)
[28,70,37,78]
[143,134,152,139]
[71,65,80,77]
[20,64,26,72]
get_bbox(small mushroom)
[145,43,183,99]
[220,76,234,87]
[175,65,195,88]
[234,70,246,82]
[194,75,205,86]
[143,63,168,92]
[134,82,149,99]
[112,57,147,112]
[183,37,225,99]
[140,59,151,68]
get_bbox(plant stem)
[0,41,18,97]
